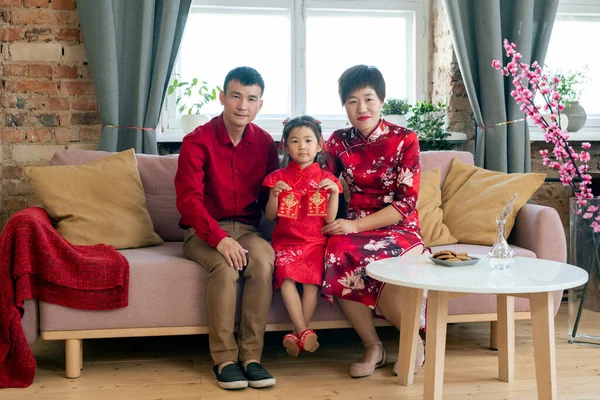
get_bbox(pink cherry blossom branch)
[492,39,598,232]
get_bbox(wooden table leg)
[424,290,449,400]
[497,294,515,382]
[397,287,424,385]
[529,292,557,400]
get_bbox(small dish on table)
[429,250,481,267]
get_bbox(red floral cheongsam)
[321,120,423,311]
[263,161,343,290]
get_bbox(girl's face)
[285,126,322,169]
[344,86,383,137]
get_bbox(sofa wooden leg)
[65,339,82,378]
[490,321,499,350]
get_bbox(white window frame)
[160,0,429,142]
[528,0,600,135]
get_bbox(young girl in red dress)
[263,115,342,357]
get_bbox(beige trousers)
[184,221,275,365]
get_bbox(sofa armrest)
[509,203,567,263]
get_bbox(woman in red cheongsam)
[321,65,425,378]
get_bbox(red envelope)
[278,191,301,219]
[307,189,328,216]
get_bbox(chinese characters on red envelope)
[277,189,329,219]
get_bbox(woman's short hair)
[338,65,385,105]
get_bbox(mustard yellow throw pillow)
[25,149,163,249]
[441,158,546,245]
[416,168,458,247]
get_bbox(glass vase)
[568,197,600,346]
[488,218,516,270]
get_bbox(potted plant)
[382,98,411,127]
[167,76,222,134]
[547,69,588,132]
[406,100,452,150]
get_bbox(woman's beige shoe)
[349,342,387,378]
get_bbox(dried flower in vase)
[497,193,518,223]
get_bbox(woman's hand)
[270,181,292,198]
[322,219,359,235]
[318,178,339,194]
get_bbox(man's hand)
[318,178,339,194]
[216,237,248,270]
[270,181,292,198]
[321,219,359,235]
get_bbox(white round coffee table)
[366,254,588,400]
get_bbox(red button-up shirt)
[175,114,279,248]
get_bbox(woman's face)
[344,86,383,137]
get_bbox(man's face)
[219,80,263,129]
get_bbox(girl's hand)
[322,219,358,235]
[270,181,292,198]
[318,178,339,194]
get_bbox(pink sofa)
[20,150,566,378]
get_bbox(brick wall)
[429,0,475,153]
[0,0,100,227]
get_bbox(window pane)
[545,16,600,116]
[305,12,409,116]
[179,9,291,117]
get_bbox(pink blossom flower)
[493,39,597,229]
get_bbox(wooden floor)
[3,306,600,400]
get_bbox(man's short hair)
[223,66,265,97]
[338,65,385,105]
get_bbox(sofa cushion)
[50,149,183,242]
[416,168,457,247]
[26,149,163,249]
[421,150,474,185]
[441,158,546,246]
[40,242,347,331]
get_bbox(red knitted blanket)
[0,207,129,388]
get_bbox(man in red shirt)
[175,67,279,390]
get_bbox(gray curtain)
[76,0,192,154]
[443,0,558,172]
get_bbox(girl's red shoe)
[282,333,301,357]
[299,329,319,353]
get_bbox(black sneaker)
[212,363,248,390]
[241,362,276,388]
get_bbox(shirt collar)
[351,119,387,143]
[215,113,256,146]
[287,160,321,174]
